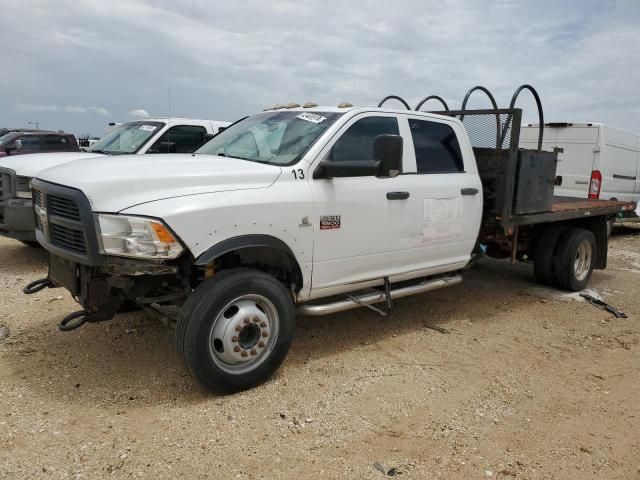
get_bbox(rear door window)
[16,135,42,151]
[43,135,72,151]
[409,119,464,173]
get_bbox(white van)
[520,123,640,227]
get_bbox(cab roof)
[139,118,228,125]
[261,105,459,123]
[2,130,60,136]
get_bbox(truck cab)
[0,130,79,158]
[0,118,229,243]
[29,105,483,392]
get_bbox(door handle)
[613,174,636,181]
[386,191,410,200]
[461,187,479,196]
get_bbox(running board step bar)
[297,275,463,316]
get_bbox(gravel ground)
[1,229,639,479]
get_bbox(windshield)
[88,121,165,154]
[196,111,344,165]
[0,133,14,145]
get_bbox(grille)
[51,224,87,253]
[32,180,97,264]
[47,194,81,221]
[33,189,44,232]
[33,189,42,207]
[0,171,13,200]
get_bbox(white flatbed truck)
[24,92,633,393]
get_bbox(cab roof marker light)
[338,102,353,108]
[273,104,287,110]
[303,102,318,108]
[286,102,301,109]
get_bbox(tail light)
[588,170,602,199]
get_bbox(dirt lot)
[0,231,639,480]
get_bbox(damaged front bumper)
[27,254,188,331]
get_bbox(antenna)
[28,120,40,130]
[167,85,171,121]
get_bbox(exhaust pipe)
[297,274,462,316]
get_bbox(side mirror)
[374,134,403,178]
[203,133,215,142]
[218,126,227,133]
[155,141,177,153]
[314,134,403,179]
[5,145,17,155]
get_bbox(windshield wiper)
[88,149,112,155]
[216,152,251,161]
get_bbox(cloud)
[128,109,150,118]
[17,104,59,112]
[88,106,110,116]
[2,1,640,134]
[64,106,87,113]
[18,104,110,116]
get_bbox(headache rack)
[379,84,560,231]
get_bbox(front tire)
[176,268,295,394]
[20,240,41,248]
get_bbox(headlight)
[15,176,32,199]
[97,214,184,259]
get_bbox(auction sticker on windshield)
[297,113,326,124]
[139,125,157,131]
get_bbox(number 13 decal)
[292,168,305,180]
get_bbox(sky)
[1,0,639,136]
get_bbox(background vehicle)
[0,118,229,244]
[0,130,79,158]
[520,123,640,231]
[25,87,633,394]
[0,128,44,136]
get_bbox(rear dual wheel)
[554,229,596,291]
[606,218,615,238]
[533,226,566,285]
[176,268,295,394]
[534,227,596,291]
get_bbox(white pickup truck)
[25,102,632,393]
[0,118,229,244]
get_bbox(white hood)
[36,154,282,212]
[0,152,106,177]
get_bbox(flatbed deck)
[504,196,634,226]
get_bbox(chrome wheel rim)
[574,240,593,281]
[208,294,279,374]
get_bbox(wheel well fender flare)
[194,234,304,289]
